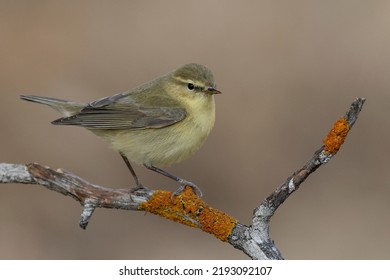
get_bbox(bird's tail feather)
[20,95,85,117]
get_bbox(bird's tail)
[20,95,85,117]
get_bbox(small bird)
[21,63,221,196]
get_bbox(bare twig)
[0,98,365,259]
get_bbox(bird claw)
[129,184,150,196]
[172,179,203,198]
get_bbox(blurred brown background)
[1,0,389,259]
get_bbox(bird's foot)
[129,184,149,194]
[172,179,203,198]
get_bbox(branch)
[0,98,365,259]
[228,97,365,259]
[0,163,236,239]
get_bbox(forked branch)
[0,98,365,259]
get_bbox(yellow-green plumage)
[20,63,221,195]
[95,93,215,167]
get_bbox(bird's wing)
[86,92,130,108]
[51,92,187,130]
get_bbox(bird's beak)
[205,87,222,95]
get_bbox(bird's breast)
[97,98,216,167]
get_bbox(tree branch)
[227,97,365,259]
[0,98,365,259]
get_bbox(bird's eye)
[187,83,195,90]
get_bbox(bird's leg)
[120,153,145,191]
[144,164,203,197]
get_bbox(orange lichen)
[323,117,349,154]
[139,187,237,241]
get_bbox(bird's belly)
[94,117,213,167]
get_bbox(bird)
[21,63,221,196]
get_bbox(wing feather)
[52,103,186,130]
